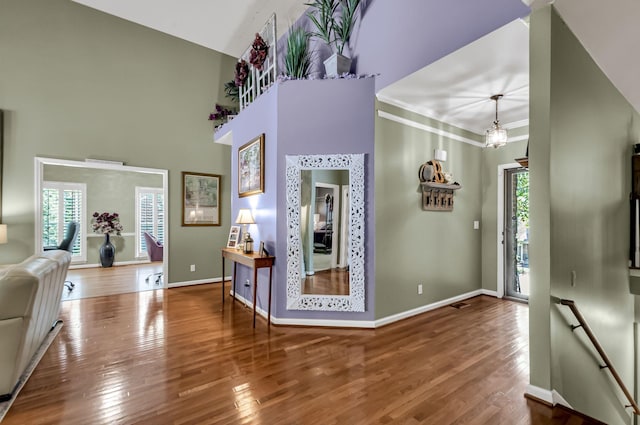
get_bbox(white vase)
[323,53,352,77]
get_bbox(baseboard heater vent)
[449,302,469,309]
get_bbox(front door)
[504,168,529,301]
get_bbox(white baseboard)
[525,385,572,409]
[228,290,377,328]
[552,390,572,408]
[374,289,487,328]
[223,288,495,329]
[168,276,228,288]
[480,289,498,297]
[70,259,151,269]
[525,384,554,404]
[272,317,376,328]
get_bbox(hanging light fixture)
[485,94,508,148]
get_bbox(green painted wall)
[0,0,237,283]
[532,7,639,424]
[480,140,527,292]
[43,164,162,264]
[375,102,483,319]
[528,5,553,394]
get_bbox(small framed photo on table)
[227,225,241,249]
[259,241,270,257]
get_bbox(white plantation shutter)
[42,181,86,262]
[136,187,164,258]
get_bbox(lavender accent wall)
[276,77,375,321]
[353,0,530,90]
[218,85,279,309]
[216,77,375,322]
[277,0,529,90]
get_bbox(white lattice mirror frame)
[286,153,365,312]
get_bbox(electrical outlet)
[244,279,250,287]
[190,264,196,272]
[418,284,423,295]
[473,221,480,230]
[570,270,577,287]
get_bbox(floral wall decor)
[249,33,269,70]
[234,59,249,87]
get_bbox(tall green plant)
[333,0,361,55]
[284,26,312,79]
[305,0,361,55]
[305,0,337,47]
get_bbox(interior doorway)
[503,167,529,301]
[34,157,169,298]
[312,182,339,271]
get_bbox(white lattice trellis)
[286,154,366,312]
[239,14,277,111]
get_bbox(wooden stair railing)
[560,299,640,415]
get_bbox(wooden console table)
[221,248,275,328]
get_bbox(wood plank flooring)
[4,289,597,424]
[62,263,163,301]
[302,269,349,295]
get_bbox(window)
[42,181,86,262]
[136,187,164,259]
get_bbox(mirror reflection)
[300,169,350,295]
[286,153,364,312]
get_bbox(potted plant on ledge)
[306,0,361,77]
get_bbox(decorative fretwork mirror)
[286,154,365,312]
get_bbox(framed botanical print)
[238,134,265,197]
[182,172,221,226]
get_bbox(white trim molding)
[225,289,496,329]
[168,276,227,288]
[497,163,522,299]
[525,385,572,409]
[34,156,170,290]
[378,110,484,147]
[375,289,487,327]
[70,259,150,269]
[525,385,554,405]
[377,110,529,148]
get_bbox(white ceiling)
[71,0,640,136]
[377,19,530,135]
[71,0,309,58]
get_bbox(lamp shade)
[235,209,255,225]
[0,224,7,244]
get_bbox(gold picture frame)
[238,134,265,197]
[182,171,221,226]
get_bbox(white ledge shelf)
[420,182,462,190]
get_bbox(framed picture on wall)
[182,171,221,226]
[227,225,241,248]
[238,134,265,197]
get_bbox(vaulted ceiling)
[71,0,640,135]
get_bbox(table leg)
[252,267,258,328]
[232,262,237,305]
[267,266,273,328]
[221,254,225,309]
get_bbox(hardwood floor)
[302,269,349,295]
[62,263,163,301]
[4,290,597,424]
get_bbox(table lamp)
[235,209,255,246]
[0,224,7,245]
